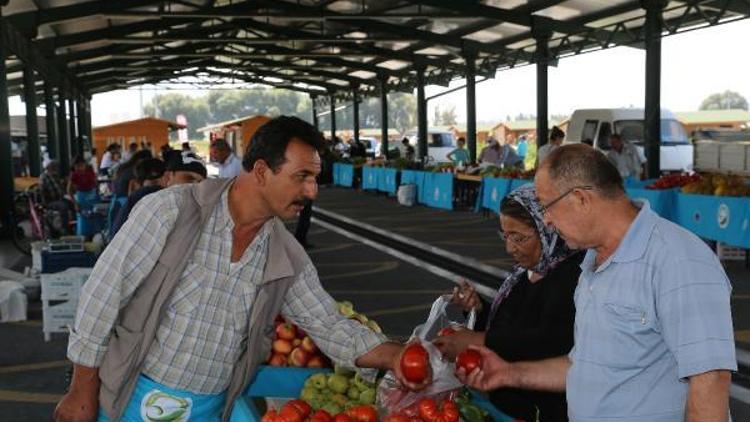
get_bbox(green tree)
[143,93,210,140]
[699,90,748,111]
[440,105,457,126]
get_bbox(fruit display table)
[400,170,453,210]
[674,193,750,248]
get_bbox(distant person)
[399,137,415,161]
[160,144,173,160]
[516,135,528,163]
[210,138,242,179]
[122,142,138,162]
[479,137,522,168]
[113,150,152,197]
[181,141,192,153]
[99,144,120,176]
[447,137,470,166]
[606,133,645,181]
[89,148,99,173]
[109,153,206,238]
[67,156,98,212]
[535,126,565,166]
[39,160,74,235]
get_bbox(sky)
[7,18,750,127]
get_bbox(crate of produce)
[41,268,92,301]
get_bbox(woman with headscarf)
[434,184,584,422]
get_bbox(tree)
[440,105,457,126]
[143,93,210,140]
[699,90,748,111]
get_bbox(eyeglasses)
[540,186,594,216]
[498,230,536,245]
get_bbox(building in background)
[197,115,271,156]
[676,109,750,134]
[92,117,184,162]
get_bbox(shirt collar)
[215,186,272,247]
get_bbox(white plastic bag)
[397,184,416,207]
[377,295,476,413]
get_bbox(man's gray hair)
[540,144,625,199]
[211,138,232,152]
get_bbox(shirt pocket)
[594,302,651,368]
[168,261,204,316]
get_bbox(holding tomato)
[417,398,460,422]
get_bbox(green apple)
[359,388,376,405]
[347,387,360,400]
[321,403,342,416]
[331,393,348,407]
[327,374,350,394]
[308,373,327,390]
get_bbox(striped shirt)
[68,184,386,394]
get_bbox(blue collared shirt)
[567,202,736,421]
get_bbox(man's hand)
[391,341,433,392]
[433,329,485,360]
[54,364,100,422]
[455,345,515,392]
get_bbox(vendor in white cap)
[479,137,523,168]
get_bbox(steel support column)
[57,89,71,175]
[77,97,88,151]
[23,67,41,176]
[310,95,319,130]
[44,82,59,160]
[68,98,78,158]
[329,95,337,140]
[643,0,666,178]
[416,67,428,161]
[535,29,551,149]
[380,77,389,158]
[352,89,360,144]
[0,33,14,231]
[465,54,477,163]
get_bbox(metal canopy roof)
[1,0,748,102]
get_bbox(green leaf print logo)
[140,390,192,422]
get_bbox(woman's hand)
[450,280,483,313]
[433,329,485,361]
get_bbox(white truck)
[565,108,694,172]
[406,129,458,163]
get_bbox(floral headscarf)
[486,183,575,329]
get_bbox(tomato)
[345,405,379,422]
[441,400,459,422]
[310,409,333,422]
[437,327,455,337]
[400,343,430,383]
[332,414,352,422]
[418,398,439,421]
[261,410,279,422]
[455,349,482,374]
[286,399,312,419]
[278,403,303,422]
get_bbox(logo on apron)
[140,390,192,422]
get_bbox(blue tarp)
[625,188,678,221]
[509,178,532,191]
[334,163,354,187]
[422,172,454,210]
[674,193,750,248]
[378,168,398,194]
[478,178,512,213]
[362,166,379,190]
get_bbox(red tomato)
[437,327,455,337]
[278,403,303,422]
[441,400,459,422]
[332,414,352,422]
[418,398,439,421]
[310,409,333,422]
[286,399,312,419]
[400,343,430,383]
[456,349,482,374]
[261,410,279,422]
[345,405,379,422]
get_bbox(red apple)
[301,336,318,354]
[307,355,325,368]
[268,353,287,366]
[289,347,309,367]
[276,323,297,340]
[273,339,292,355]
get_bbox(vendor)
[479,137,522,168]
[56,116,431,422]
[435,184,582,421]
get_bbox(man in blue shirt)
[457,144,736,421]
[516,135,528,163]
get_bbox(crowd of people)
[51,116,733,422]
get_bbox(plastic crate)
[41,250,97,273]
[41,268,92,301]
[42,299,78,334]
[717,242,747,261]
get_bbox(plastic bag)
[377,295,476,413]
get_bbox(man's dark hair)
[500,196,536,230]
[402,137,410,144]
[242,116,325,172]
[550,126,565,141]
[610,133,623,142]
[541,144,624,199]
[134,158,166,184]
[211,138,231,152]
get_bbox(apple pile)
[299,367,378,416]
[268,316,331,368]
[337,301,382,334]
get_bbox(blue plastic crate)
[41,250,97,273]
